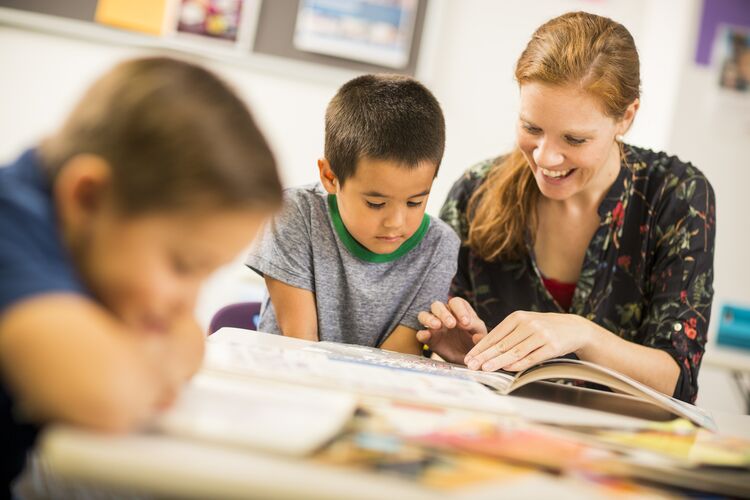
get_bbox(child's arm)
[0,294,203,431]
[380,325,423,355]
[264,276,318,341]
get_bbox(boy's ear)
[55,154,113,229]
[317,158,338,194]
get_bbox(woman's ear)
[54,154,113,230]
[618,98,640,136]
[317,158,338,194]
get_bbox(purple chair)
[208,301,262,335]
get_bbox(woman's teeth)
[541,167,572,178]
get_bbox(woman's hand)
[416,298,488,364]
[465,311,597,372]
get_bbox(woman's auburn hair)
[466,11,640,261]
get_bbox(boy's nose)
[383,209,405,229]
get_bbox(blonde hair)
[467,11,640,261]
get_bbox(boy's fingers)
[471,332,487,344]
[430,301,457,328]
[416,330,432,343]
[418,311,442,330]
[447,297,473,327]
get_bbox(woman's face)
[517,82,629,203]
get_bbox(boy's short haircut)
[40,56,282,214]
[324,74,445,185]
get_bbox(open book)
[306,340,716,431]
[205,329,715,431]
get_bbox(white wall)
[0,0,747,412]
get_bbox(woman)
[418,11,715,403]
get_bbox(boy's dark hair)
[40,56,282,213]
[324,74,445,185]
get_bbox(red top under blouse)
[542,276,576,312]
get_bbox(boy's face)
[56,154,268,333]
[77,207,266,334]
[319,157,437,255]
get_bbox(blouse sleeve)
[640,170,716,403]
[439,161,488,303]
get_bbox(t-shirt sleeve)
[639,171,716,403]
[0,203,84,313]
[245,190,315,292]
[399,224,460,330]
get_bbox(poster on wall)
[695,0,750,66]
[716,26,750,93]
[293,0,418,69]
[175,0,244,41]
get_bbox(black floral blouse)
[440,145,715,403]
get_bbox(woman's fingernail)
[461,316,469,325]
[467,359,479,370]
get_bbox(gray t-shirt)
[246,183,460,347]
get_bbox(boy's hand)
[142,315,205,407]
[416,298,487,364]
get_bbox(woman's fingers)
[465,322,532,370]
[501,344,555,372]
[465,311,524,361]
[478,332,545,372]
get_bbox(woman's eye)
[407,201,423,208]
[366,201,385,209]
[565,136,587,145]
[523,124,542,134]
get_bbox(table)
[35,329,750,499]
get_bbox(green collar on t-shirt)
[327,194,430,263]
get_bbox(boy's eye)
[171,256,193,275]
[407,201,423,207]
[366,201,385,209]
[565,135,587,146]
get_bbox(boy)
[0,57,282,494]
[247,74,459,354]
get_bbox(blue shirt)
[0,149,86,492]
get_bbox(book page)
[155,372,357,456]
[204,333,516,415]
[508,359,716,430]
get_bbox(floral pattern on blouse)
[440,145,716,403]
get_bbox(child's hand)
[416,298,487,364]
[164,316,205,382]
[142,316,205,408]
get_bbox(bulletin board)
[0,0,432,77]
